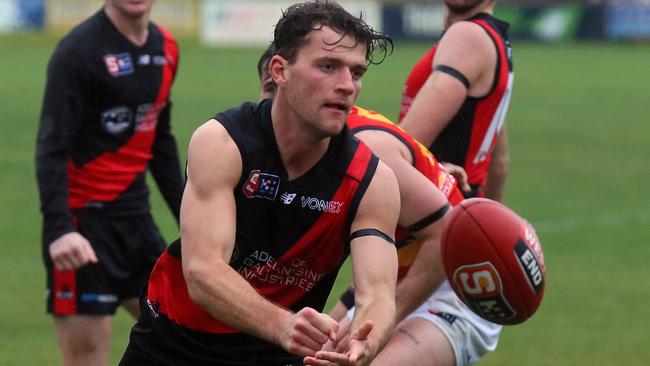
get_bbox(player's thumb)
[85,241,99,263]
[350,320,374,341]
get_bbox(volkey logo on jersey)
[243,170,280,200]
[104,53,134,77]
[300,196,343,214]
[280,192,296,204]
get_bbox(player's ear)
[269,55,288,87]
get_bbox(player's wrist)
[272,308,295,345]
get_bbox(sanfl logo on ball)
[453,261,502,297]
[452,261,517,322]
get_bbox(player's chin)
[318,118,346,137]
[327,123,346,137]
[123,2,153,16]
[123,8,150,18]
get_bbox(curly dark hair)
[273,1,392,65]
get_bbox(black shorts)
[119,294,304,366]
[45,209,167,315]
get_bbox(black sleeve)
[35,42,84,248]
[149,101,184,223]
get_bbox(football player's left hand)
[303,320,374,366]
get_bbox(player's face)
[283,26,367,137]
[444,0,486,13]
[105,0,155,18]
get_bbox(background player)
[35,1,184,365]
[398,0,513,202]
[259,46,502,366]
[120,2,399,366]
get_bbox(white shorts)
[405,282,502,366]
[346,281,501,366]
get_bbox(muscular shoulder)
[187,120,243,191]
[437,20,495,63]
[189,120,240,161]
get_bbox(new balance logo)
[280,192,296,204]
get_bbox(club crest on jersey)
[104,53,134,77]
[452,261,516,322]
[243,170,280,200]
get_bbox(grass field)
[1,33,649,365]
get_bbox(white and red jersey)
[399,13,513,196]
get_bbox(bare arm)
[484,125,510,201]
[309,160,400,366]
[347,160,400,364]
[181,120,337,356]
[399,21,497,147]
[355,131,449,322]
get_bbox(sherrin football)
[441,198,546,325]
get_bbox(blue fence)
[0,0,45,31]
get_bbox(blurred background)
[1,0,649,365]
[4,0,650,43]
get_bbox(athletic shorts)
[405,282,502,366]
[45,209,167,315]
[346,281,501,366]
[120,296,304,366]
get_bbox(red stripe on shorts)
[53,269,77,315]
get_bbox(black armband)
[350,228,395,245]
[408,203,450,232]
[433,64,470,89]
[339,287,356,310]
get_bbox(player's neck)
[271,102,331,181]
[104,6,150,47]
[444,4,494,28]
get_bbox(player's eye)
[320,63,336,73]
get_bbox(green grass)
[1,33,649,365]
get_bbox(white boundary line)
[532,211,650,234]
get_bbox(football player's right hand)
[49,232,98,271]
[279,307,340,357]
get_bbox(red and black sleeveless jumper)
[121,100,380,365]
[399,13,513,197]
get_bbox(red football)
[441,198,546,325]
